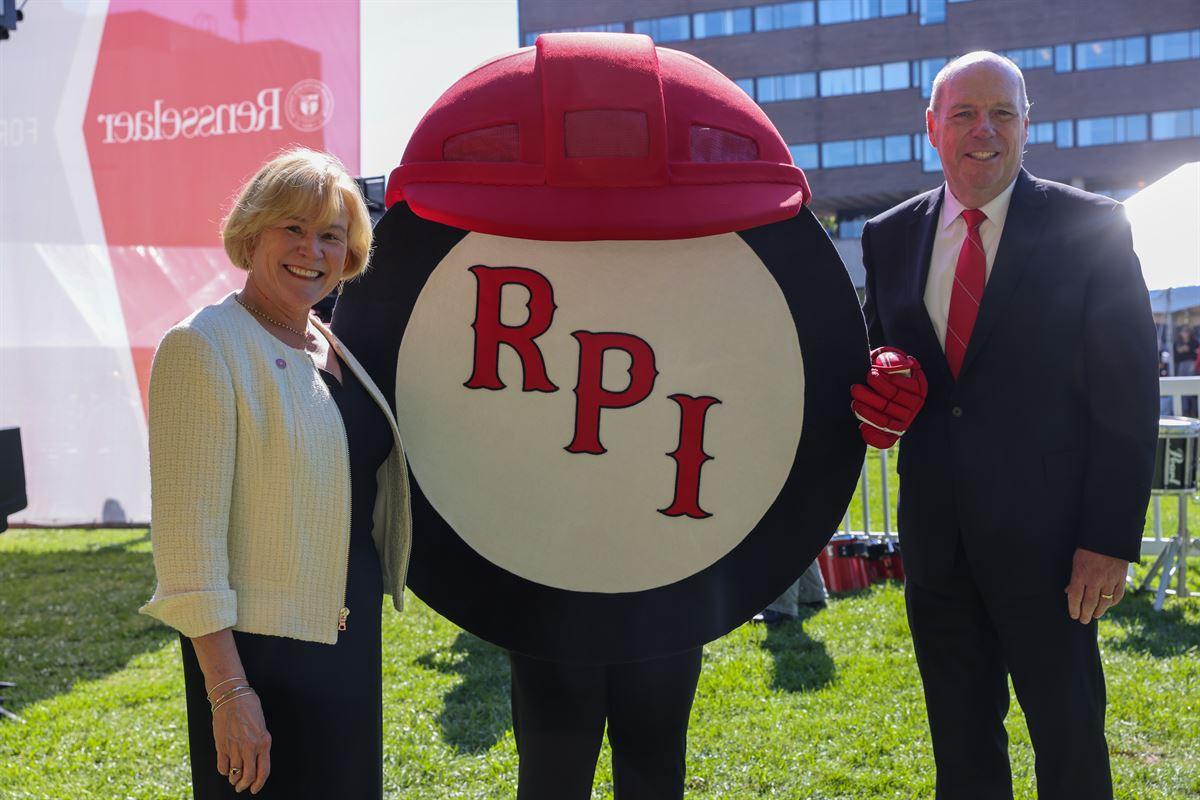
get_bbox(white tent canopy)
[1126,162,1200,374]
[1126,162,1200,301]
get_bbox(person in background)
[857,52,1157,799]
[140,148,412,798]
[1174,325,1198,376]
[753,560,828,625]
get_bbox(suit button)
[951,406,963,418]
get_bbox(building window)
[789,143,820,169]
[1151,108,1200,141]
[1054,44,1073,72]
[884,134,912,162]
[1126,114,1150,142]
[693,8,752,39]
[823,65,877,96]
[1004,46,1055,71]
[632,14,690,42]
[819,60,910,97]
[1027,121,1055,145]
[821,137,884,168]
[883,61,911,90]
[919,57,947,99]
[861,137,884,164]
[921,138,941,172]
[918,0,946,25]
[1055,120,1074,148]
[1075,36,1147,71]
[818,0,893,24]
[1076,114,1149,147]
[755,1,816,31]
[881,0,909,15]
[757,71,818,103]
[821,140,856,168]
[792,130,928,172]
[1150,30,1200,62]
[734,77,756,99]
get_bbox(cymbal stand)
[1135,493,1192,611]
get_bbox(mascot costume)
[333,33,924,799]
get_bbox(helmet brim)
[400,182,808,241]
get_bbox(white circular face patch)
[395,232,804,593]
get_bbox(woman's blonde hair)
[222,147,373,279]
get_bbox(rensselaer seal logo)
[285,79,334,132]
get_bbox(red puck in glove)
[849,347,928,449]
[871,347,915,377]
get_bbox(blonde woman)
[141,148,410,797]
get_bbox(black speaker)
[0,427,27,532]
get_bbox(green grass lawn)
[1,527,1198,799]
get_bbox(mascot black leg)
[606,648,702,800]
[508,648,702,800]
[509,652,606,800]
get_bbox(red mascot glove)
[850,347,928,449]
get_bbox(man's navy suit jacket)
[861,169,1159,596]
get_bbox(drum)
[816,535,871,593]
[1151,416,1200,494]
[864,539,905,583]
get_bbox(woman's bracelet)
[205,675,247,702]
[211,687,257,715]
[209,684,253,709]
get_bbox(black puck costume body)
[332,33,869,797]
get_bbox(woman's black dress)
[181,356,393,799]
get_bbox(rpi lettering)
[464,265,720,519]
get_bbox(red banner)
[86,1,360,414]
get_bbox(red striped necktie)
[945,208,987,379]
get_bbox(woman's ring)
[1100,592,1114,600]
[230,767,242,777]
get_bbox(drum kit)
[1134,416,1198,610]
[816,534,904,593]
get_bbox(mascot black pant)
[905,546,1111,800]
[508,647,703,800]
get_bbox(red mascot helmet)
[387,33,811,241]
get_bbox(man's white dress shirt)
[924,178,1018,352]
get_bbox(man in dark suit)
[858,52,1158,799]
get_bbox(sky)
[360,0,519,179]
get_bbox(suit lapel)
[905,188,950,379]
[958,169,1049,377]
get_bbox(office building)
[518,0,1200,272]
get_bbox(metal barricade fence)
[839,376,1200,558]
[839,447,897,542]
[1151,376,1200,556]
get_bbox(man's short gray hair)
[928,51,1031,117]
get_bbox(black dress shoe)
[750,609,796,626]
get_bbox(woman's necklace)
[236,294,310,339]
